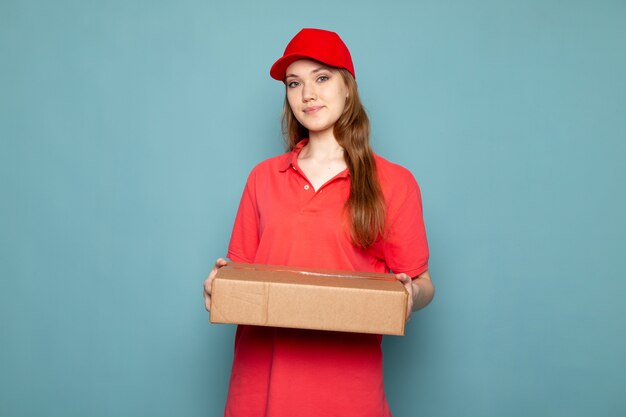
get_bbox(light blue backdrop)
[1,1,625,416]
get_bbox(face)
[285,59,349,136]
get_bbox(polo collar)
[279,139,309,172]
[278,138,351,179]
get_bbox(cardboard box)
[209,262,408,336]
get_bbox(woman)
[204,28,434,417]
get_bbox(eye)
[317,75,329,83]
[287,80,300,88]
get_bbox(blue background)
[1,1,625,416]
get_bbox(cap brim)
[269,54,312,81]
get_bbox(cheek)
[286,95,306,124]
[286,87,299,103]
[286,93,299,113]
[335,96,348,116]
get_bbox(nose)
[301,82,316,102]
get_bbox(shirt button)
[304,184,310,191]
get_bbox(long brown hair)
[281,69,385,248]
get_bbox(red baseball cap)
[270,28,355,81]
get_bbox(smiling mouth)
[303,106,323,114]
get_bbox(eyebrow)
[285,66,332,79]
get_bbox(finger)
[207,259,227,281]
[203,284,211,312]
[395,274,412,293]
[205,294,211,312]
[395,273,410,284]
[395,274,413,320]
[205,258,227,312]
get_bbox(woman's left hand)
[395,273,418,321]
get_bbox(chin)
[303,123,333,133]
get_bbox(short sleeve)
[227,169,260,263]
[381,168,429,278]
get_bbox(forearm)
[411,270,434,311]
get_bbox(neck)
[304,130,344,160]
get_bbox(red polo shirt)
[224,140,429,417]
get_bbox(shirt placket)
[290,164,349,208]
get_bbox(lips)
[303,106,323,114]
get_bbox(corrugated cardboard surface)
[210,263,408,336]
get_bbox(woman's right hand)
[204,258,228,312]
